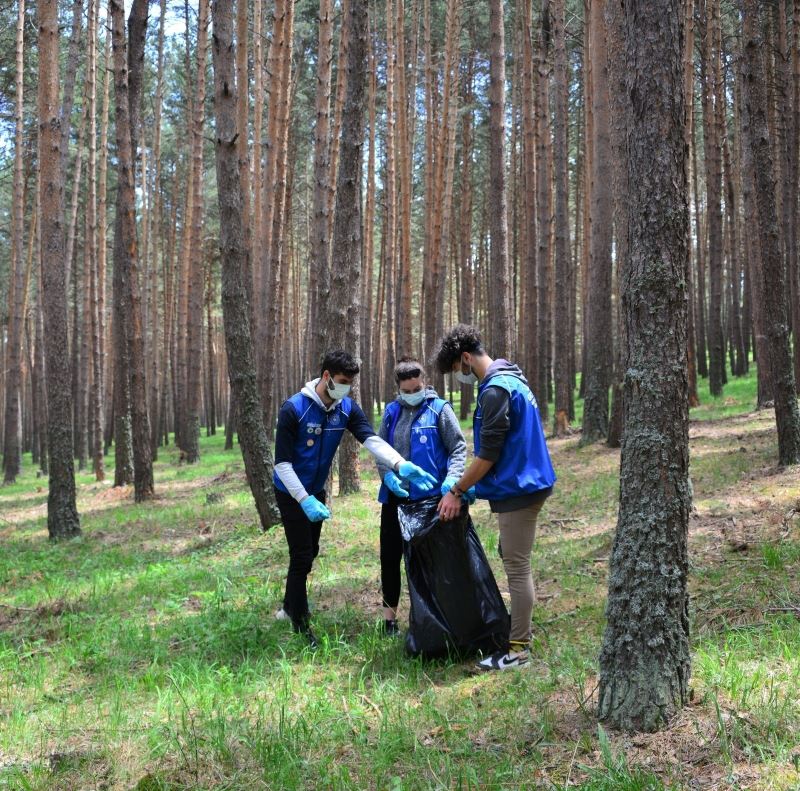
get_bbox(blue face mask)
[398,390,426,407]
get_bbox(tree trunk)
[582,0,614,443]
[520,2,538,410]
[361,16,377,419]
[536,2,552,421]
[3,0,27,484]
[38,0,81,539]
[185,0,210,463]
[740,0,800,465]
[328,0,368,495]
[605,0,631,445]
[111,0,154,500]
[148,0,167,459]
[310,0,335,370]
[552,0,572,437]
[701,0,725,396]
[684,0,700,407]
[488,0,512,358]
[394,0,413,357]
[211,0,281,529]
[598,0,690,732]
[790,0,800,385]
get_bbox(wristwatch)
[449,483,465,497]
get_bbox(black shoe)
[381,619,400,636]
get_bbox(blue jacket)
[474,370,556,501]
[378,397,450,502]
[273,392,353,496]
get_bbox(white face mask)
[326,377,351,400]
[455,371,477,385]
[399,390,426,407]
[455,356,478,385]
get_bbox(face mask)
[326,377,351,400]
[455,370,477,385]
[399,390,426,407]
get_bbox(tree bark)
[582,0,614,444]
[3,0,27,484]
[328,0,368,495]
[310,0,335,370]
[598,0,690,732]
[740,0,800,465]
[488,0,512,358]
[111,0,154,501]
[701,0,725,396]
[535,2,552,421]
[211,0,281,529]
[552,0,572,436]
[185,0,210,463]
[38,0,81,539]
[520,2,538,412]
[605,0,631,445]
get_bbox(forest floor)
[1,368,799,790]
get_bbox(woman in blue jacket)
[434,326,556,671]
[375,358,467,635]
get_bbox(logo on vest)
[329,413,340,425]
[419,435,428,444]
[307,439,315,447]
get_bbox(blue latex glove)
[383,472,410,499]
[397,461,438,491]
[300,495,331,522]
[463,486,476,505]
[440,477,459,497]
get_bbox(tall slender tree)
[581,0,614,444]
[598,0,690,731]
[211,0,280,529]
[38,0,81,539]
[328,0,369,494]
[739,0,800,466]
[3,0,28,484]
[111,0,154,501]
[552,0,572,436]
[701,0,725,396]
[185,0,210,463]
[488,0,512,358]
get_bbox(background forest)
[1,0,800,787]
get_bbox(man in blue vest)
[273,349,437,647]
[434,325,556,671]
[375,357,467,635]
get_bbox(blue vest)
[378,397,450,503]
[273,392,352,496]
[474,373,556,501]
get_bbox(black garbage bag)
[399,497,510,659]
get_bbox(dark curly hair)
[320,349,360,378]
[434,324,484,374]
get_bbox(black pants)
[275,488,327,626]
[380,495,406,610]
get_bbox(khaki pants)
[497,500,544,647]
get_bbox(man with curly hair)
[434,325,556,671]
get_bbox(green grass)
[1,366,799,789]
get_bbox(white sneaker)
[275,607,290,621]
[475,649,530,671]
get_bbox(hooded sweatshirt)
[375,386,466,488]
[476,360,554,513]
[274,378,404,502]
